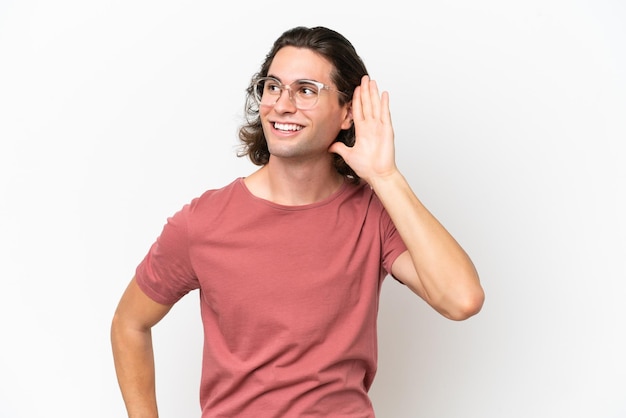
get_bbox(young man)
[111,26,484,417]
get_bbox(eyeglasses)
[252,76,347,110]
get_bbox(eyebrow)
[266,74,325,85]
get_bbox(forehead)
[268,46,335,84]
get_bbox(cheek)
[259,108,273,131]
[320,110,347,137]
[318,124,343,146]
[259,105,271,120]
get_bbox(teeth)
[274,122,302,131]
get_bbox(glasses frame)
[252,76,348,110]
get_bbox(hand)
[329,75,397,185]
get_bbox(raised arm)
[111,277,174,417]
[329,76,484,320]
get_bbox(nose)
[273,86,297,112]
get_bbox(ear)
[340,104,353,130]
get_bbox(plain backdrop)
[1,0,625,417]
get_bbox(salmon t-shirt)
[136,177,407,417]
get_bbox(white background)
[1,0,625,417]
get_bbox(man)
[111,26,484,417]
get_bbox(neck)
[244,159,344,206]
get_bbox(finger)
[359,75,372,119]
[328,140,349,157]
[352,84,363,122]
[380,91,391,125]
[368,79,382,120]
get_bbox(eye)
[265,79,282,94]
[296,82,319,97]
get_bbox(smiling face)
[259,46,353,163]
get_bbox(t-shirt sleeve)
[380,207,408,278]
[135,202,199,305]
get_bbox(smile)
[273,122,303,132]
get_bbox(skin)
[111,278,171,418]
[111,45,484,418]
[244,47,353,205]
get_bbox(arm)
[329,76,484,320]
[374,173,484,320]
[111,276,174,417]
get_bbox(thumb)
[328,141,349,157]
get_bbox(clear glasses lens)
[253,78,321,110]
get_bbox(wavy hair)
[237,26,368,183]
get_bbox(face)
[260,46,352,162]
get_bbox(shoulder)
[165,178,247,227]
[342,180,385,209]
[188,178,246,210]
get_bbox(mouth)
[273,122,303,132]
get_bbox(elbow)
[445,286,485,321]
